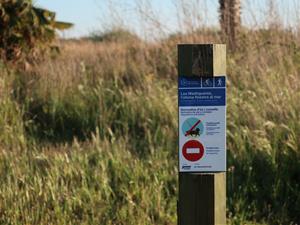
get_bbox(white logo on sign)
[217,78,222,86]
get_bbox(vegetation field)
[0,23,300,225]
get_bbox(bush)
[0,0,72,62]
[89,28,140,43]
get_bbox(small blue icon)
[215,77,226,87]
[202,78,213,87]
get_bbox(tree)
[0,0,73,63]
[219,0,241,50]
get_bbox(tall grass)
[1,1,300,224]
[0,64,26,150]
[226,30,300,224]
[0,137,177,224]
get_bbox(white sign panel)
[178,76,226,172]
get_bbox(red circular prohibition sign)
[182,140,204,162]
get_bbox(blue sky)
[35,0,300,38]
[35,0,100,37]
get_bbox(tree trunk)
[219,0,241,50]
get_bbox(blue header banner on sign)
[178,76,226,106]
[178,76,226,88]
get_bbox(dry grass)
[0,0,300,224]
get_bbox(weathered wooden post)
[178,44,226,225]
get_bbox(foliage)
[0,0,72,62]
[0,65,26,150]
[0,27,300,224]
[89,28,141,43]
[219,0,241,50]
[0,138,177,224]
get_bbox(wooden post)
[178,44,226,225]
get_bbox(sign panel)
[179,76,226,172]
